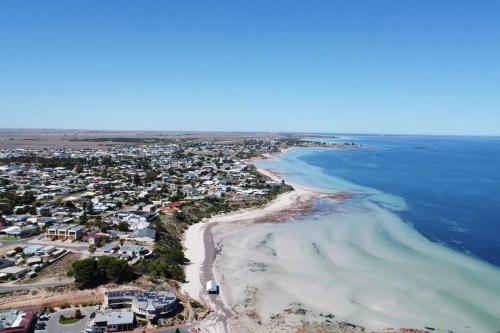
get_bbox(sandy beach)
[182,174,322,300]
[182,159,354,332]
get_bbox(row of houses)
[45,223,85,240]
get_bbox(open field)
[0,129,300,149]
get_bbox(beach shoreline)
[180,146,500,333]
[182,149,305,328]
[181,151,354,332]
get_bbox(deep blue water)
[300,135,500,267]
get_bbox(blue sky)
[1,1,499,135]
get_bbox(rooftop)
[0,309,22,329]
[105,290,176,308]
[93,310,134,326]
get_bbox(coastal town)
[2,0,499,331]
[0,131,359,333]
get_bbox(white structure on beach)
[206,279,219,294]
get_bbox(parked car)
[35,322,46,331]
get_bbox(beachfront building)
[117,245,151,260]
[104,290,177,320]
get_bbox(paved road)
[0,235,39,248]
[0,281,69,291]
[41,306,94,333]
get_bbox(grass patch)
[0,236,18,241]
[58,310,83,325]
[58,317,80,325]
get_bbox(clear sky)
[1,1,499,135]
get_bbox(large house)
[104,290,177,320]
[117,245,151,260]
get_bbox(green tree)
[53,197,63,207]
[97,256,133,283]
[71,256,135,289]
[74,309,82,319]
[65,201,76,209]
[80,211,88,225]
[88,244,97,254]
[117,221,129,232]
[173,211,187,223]
[40,209,52,217]
[71,258,103,289]
[75,164,84,174]
[83,201,94,215]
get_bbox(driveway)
[41,306,94,333]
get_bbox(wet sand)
[182,170,351,333]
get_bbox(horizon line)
[0,127,499,138]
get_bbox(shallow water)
[298,135,500,266]
[214,140,500,332]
